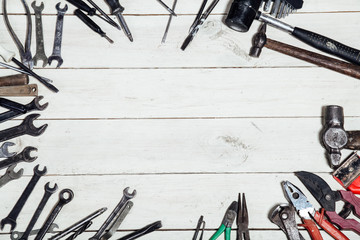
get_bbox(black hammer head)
[249,23,267,57]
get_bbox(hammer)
[225,0,360,65]
[250,24,360,80]
[322,105,360,167]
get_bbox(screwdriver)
[156,0,177,16]
[74,9,114,43]
[0,45,59,93]
[104,0,133,42]
[66,0,121,30]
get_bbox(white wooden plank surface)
[0,0,360,240]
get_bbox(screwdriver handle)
[0,45,15,63]
[74,9,105,36]
[104,0,124,14]
[66,0,96,15]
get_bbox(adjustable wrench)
[89,187,136,240]
[0,147,37,171]
[0,142,16,158]
[0,165,47,231]
[19,182,58,240]
[31,1,48,67]
[0,114,47,142]
[48,3,68,68]
[0,164,23,188]
[35,189,74,240]
[11,223,59,240]
[0,96,48,124]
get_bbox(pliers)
[237,193,250,240]
[210,201,237,240]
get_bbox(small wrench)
[89,187,137,240]
[35,189,74,240]
[0,96,48,124]
[0,147,37,171]
[48,3,68,68]
[0,164,24,188]
[0,165,47,231]
[0,142,16,158]
[11,223,59,240]
[31,1,48,67]
[0,114,47,142]
[19,182,58,240]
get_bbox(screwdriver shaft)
[115,12,133,42]
[86,0,121,30]
[156,0,177,16]
[162,0,177,43]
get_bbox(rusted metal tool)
[0,84,38,97]
[32,1,48,67]
[333,152,360,194]
[0,164,23,188]
[322,105,360,167]
[0,74,29,87]
[0,147,37,171]
[250,24,360,80]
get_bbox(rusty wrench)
[31,1,48,67]
[48,3,68,68]
[0,165,47,231]
[3,0,33,69]
[0,164,23,188]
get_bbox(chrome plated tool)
[0,142,16,158]
[161,0,177,43]
[156,0,177,16]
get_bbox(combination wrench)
[11,223,59,240]
[0,165,47,231]
[31,1,48,67]
[0,96,48,124]
[0,164,24,188]
[89,187,137,240]
[19,182,58,240]
[0,142,16,158]
[35,189,74,240]
[48,3,68,68]
[0,114,47,142]
[0,147,37,171]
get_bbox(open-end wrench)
[0,114,47,142]
[31,1,48,67]
[0,142,16,158]
[0,147,37,171]
[11,223,59,240]
[89,187,137,240]
[0,96,48,124]
[0,165,47,231]
[35,189,74,240]
[3,0,33,69]
[19,182,58,240]
[48,3,68,68]
[101,201,133,240]
[0,164,24,188]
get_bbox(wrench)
[0,114,47,142]
[19,182,58,240]
[0,142,16,158]
[11,223,59,240]
[89,187,137,240]
[0,165,47,231]
[35,189,74,240]
[0,96,48,124]
[31,1,48,67]
[48,3,68,68]
[0,164,24,188]
[0,147,37,171]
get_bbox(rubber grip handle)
[326,211,360,235]
[314,211,349,240]
[0,45,15,62]
[299,219,323,240]
[340,190,360,216]
[66,0,95,15]
[209,224,226,240]
[74,9,104,35]
[104,0,124,14]
[292,27,360,65]
[348,177,360,195]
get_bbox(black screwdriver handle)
[104,0,124,14]
[292,27,360,65]
[66,0,96,15]
[74,9,105,36]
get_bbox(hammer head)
[322,105,348,167]
[225,0,263,32]
[249,23,267,57]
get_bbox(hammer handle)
[266,38,360,80]
[292,27,360,65]
[0,74,29,87]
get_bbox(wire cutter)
[237,193,250,240]
[210,201,237,240]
